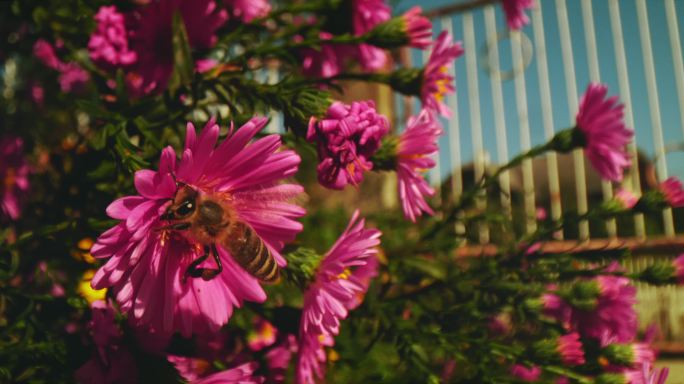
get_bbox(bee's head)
[161,183,198,221]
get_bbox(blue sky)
[392,0,684,183]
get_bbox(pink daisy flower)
[575,83,633,182]
[126,0,227,95]
[510,364,541,382]
[501,0,534,30]
[169,357,264,384]
[421,31,464,117]
[296,211,381,383]
[396,109,443,222]
[641,363,670,384]
[224,0,271,23]
[402,7,432,49]
[352,0,391,71]
[91,117,305,336]
[307,101,389,189]
[658,177,684,207]
[0,136,30,220]
[75,301,138,384]
[88,6,137,71]
[557,332,585,366]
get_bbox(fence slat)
[636,0,675,237]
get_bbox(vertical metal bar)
[608,0,646,238]
[483,6,512,218]
[510,31,537,234]
[666,0,684,140]
[636,0,675,237]
[441,16,464,201]
[532,1,563,239]
[581,0,617,238]
[556,0,590,240]
[463,12,490,243]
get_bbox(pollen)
[337,268,352,280]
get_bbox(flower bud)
[602,343,655,367]
[365,6,432,49]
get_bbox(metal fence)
[396,0,684,345]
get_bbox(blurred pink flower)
[615,188,638,209]
[307,101,389,189]
[33,40,90,93]
[126,0,227,95]
[91,117,304,336]
[535,207,547,220]
[33,39,61,70]
[88,6,137,70]
[296,211,381,383]
[421,31,464,117]
[300,32,350,78]
[510,364,541,382]
[501,0,534,30]
[266,334,297,383]
[396,109,443,222]
[75,301,138,384]
[58,63,90,93]
[641,363,669,384]
[247,317,278,351]
[0,136,29,220]
[30,83,44,107]
[658,177,684,207]
[673,254,684,284]
[169,357,264,384]
[557,332,585,366]
[576,83,633,182]
[224,0,271,22]
[402,7,432,49]
[352,0,391,71]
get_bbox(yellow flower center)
[337,268,352,280]
[433,66,450,102]
[77,270,107,304]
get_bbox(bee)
[159,183,279,283]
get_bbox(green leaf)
[167,11,194,95]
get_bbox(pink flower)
[307,101,389,189]
[641,363,669,384]
[421,31,464,117]
[91,117,305,336]
[169,357,264,384]
[396,109,443,222]
[615,188,638,209]
[501,0,534,30]
[266,335,297,383]
[575,274,638,343]
[510,364,541,382]
[33,39,90,93]
[300,32,351,78]
[30,83,44,107]
[296,211,381,383]
[75,301,138,384]
[352,0,391,71]
[296,333,333,384]
[576,83,633,182]
[536,207,547,220]
[247,317,278,351]
[224,0,271,22]
[0,136,30,220]
[126,0,227,95]
[33,39,61,69]
[557,332,585,366]
[658,177,684,207]
[402,7,432,49]
[673,254,684,284]
[88,6,137,70]
[58,63,90,93]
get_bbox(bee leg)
[184,246,211,280]
[185,245,223,281]
[156,222,191,231]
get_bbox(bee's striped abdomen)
[225,221,279,283]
